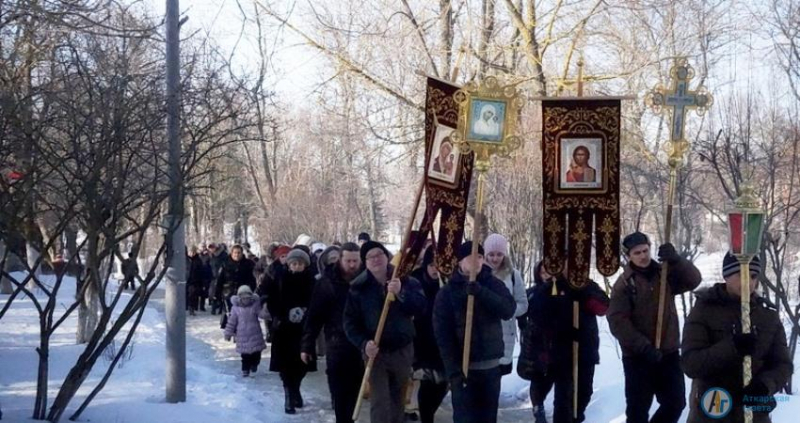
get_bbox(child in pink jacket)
[224,285,267,377]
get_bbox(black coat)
[186,255,205,288]
[411,267,444,371]
[517,268,609,380]
[266,268,316,373]
[343,266,426,353]
[214,258,256,299]
[433,265,515,380]
[301,264,362,360]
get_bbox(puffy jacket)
[224,295,267,354]
[682,283,792,423]
[343,266,426,354]
[492,259,529,366]
[433,265,515,380]
[215,258,256,299]
[302,263,362,359]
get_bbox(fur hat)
[457,241,484,262]
[286,249,311,267]
[622,232,650,255]
[722,252,762,278]
[360,240,390,263]
[484,233,509,255]
[237,285,253,296]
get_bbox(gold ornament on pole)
[645,58,713,350]
[727,183,765,423]
[451,75,524,377]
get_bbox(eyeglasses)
[366,253,386,262]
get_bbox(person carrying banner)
[343,241,426,423]
[681,253,792,423]
[433,241,515,423]
[608,232,702,423]
[518,260,609,423]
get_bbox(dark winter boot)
[291,386,304,409]
[533,404,547,423]
[284,387,296,414]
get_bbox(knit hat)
[358,232,371,242]
[274,245,292,259]
[457,241,484,262]
[286,249,311,267]
[360,240,390,263]
[237,285,253,296]
[622,232,650,255]
[722,252,762,278]
[484,233,509,255]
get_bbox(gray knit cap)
[286,249,311,267]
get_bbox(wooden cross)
[647,57,713,144]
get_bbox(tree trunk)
[32,334,49,420]
[76,234,100,344]
[0,240,12,294]
[439,0,453,78]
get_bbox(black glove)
[466,282,481,296]
[742,380,777,413]
[449,371,466,389]
[657,243,681,264]
[733,332,758,357]
[641,344,663,364]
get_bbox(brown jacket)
[682,284,792,423]
[608,259,702,357]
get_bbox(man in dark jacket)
[518,261,609,423]
[208,243,229,314]
[682,253,792,423]
[121,252,139,290]
[411,246,447,423]
[301,242,364,423]
[186,246,205,316]
[608,232,702,423]
[343,240,426,423]
[433,241,516,423]
[215,245,256,312]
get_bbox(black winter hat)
[358,232,371,242]
[360,240,390,263]
[457,241,484,262]
[622,232,650,255]
[722,252,761,278]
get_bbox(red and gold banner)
[396,77,474,278]
[541,98,622,287]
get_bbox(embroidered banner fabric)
[396,77,474,278]
[541,99,621,288]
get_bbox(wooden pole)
[462,170,486,377]
[740,260,754,423]
[573,301,579,419]
[655,165,678,349]
[352,174,426,421]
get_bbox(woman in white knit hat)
[484,233,529,375]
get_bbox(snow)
[2,255,800,422]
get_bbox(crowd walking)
[171,229,793,423]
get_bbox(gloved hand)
[742,380,777,413]
[733,332,758,357]
[449,371,466,389]
[466,282,481,296]
[657,243,681,264]
[641,344,663,364]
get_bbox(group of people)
[198,230,792,423]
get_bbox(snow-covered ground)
[2,254,800,422]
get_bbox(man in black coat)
[215,245,256,312]
[343,241,426,423]
[433,241,515,423]
[301,242,364,423]
[411,246,448,423]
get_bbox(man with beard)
[301,243,364,423]
[608,232,702,423]
[344,240,426,423]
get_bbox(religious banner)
[541,98,622,287]
[396,76,474,278]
